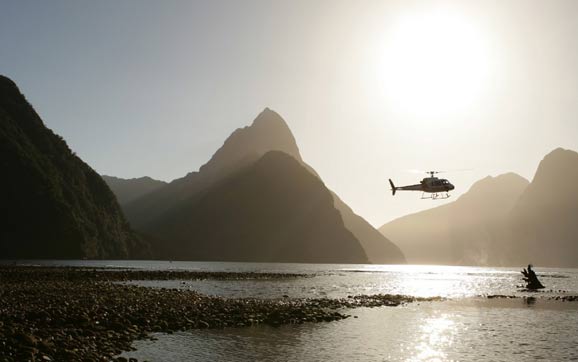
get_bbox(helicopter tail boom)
[389,179,396,196]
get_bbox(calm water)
[9,260,578,361]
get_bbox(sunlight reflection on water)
[410,315,456,362]
[121,301,578,362]
[123,264,578,299]
[10,260,575,299]
[8,260,578,361]
[115,263,578,362]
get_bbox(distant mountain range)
[106,108,405,264]
[101,175,167,205]
[0,75,148,259]
[0,74,402,264]
[380,148,578,267]
[6,73,574,266]
[379,173,529,266]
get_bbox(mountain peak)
[533,147,578,183]
[540,147,578,167]
[0,75,51,135]
[199,108,302,175]
[0,75,24,102]
[250,107,295,138]
[459,172,528,201]
[544,147,573,156]
[0,74,17,87]
[508,147,578,267]
[1,75,25,104]
[522,147,578,203]
[253,107,277,122]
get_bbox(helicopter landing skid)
[421,192,451,200]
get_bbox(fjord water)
[15,261,578,361]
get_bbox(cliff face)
[147,151,369,263]
[380,173,529,266]
[120,108,403,263]
[0,75,148,259]
[508,148,578,267]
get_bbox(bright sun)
[380,10,491,117]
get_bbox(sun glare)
[379,10,491,117]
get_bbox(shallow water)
[7,260,578,361]
[125,268,576,299]
[10,260,578,298]
[120,300,578,362]
[116,263,577,299]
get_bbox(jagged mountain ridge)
[121,108,404,263]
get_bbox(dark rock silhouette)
[124,108,301,229]
[121,108,404,263]
[379,173,529,265]
[521,264,544,290]
[146,151,369,263]
[508,148,578,267]
[0,75,148,259]
[332,195,405,264]
[102,175,166,206]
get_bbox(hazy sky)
[1,0,577,226]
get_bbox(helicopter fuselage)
[389,176,454,196]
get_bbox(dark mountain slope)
[332,195,405,264]
[123,108,404,264]
[146,151,369,263]
[0,75,147,259]
[102,175,166,205]
[508,148,578,267]
[124,108,301,229]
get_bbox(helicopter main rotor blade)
[403,169,473,174]
[404,169,429,174]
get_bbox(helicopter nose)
[449,184,455,191]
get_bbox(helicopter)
[389,171,455,200]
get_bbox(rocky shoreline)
[485,294,578,302]
[0,266,435,361]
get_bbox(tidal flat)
[0,266,437,361]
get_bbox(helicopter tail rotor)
[389,179,397,196]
